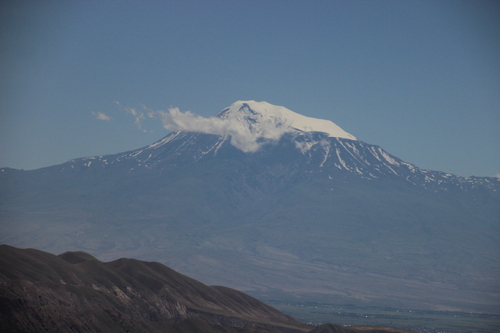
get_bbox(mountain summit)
[216,100,357,141]
[160,101,356,153]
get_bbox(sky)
[1,0,499,177]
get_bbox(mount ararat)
[1,101,499,314]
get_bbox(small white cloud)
[92,112,112,121]
[124,106,150,132]
[495,174,500,179]
[114,102,157,133]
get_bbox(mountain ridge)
[0,245,417,333]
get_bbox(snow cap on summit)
[158,100,356,153]
[218,101,356,141]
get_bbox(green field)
[266,300,500,333]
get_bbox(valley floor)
[264,301,500,333]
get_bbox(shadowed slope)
[0,245,418,333]
[0,245,310,332]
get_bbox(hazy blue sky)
[1,0,499,177]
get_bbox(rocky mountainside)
[0,101,498,313]
[0,245,416,333]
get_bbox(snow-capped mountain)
[54,100,497,195]
[1,101,499,314]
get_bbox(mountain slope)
[0,244,311,333]
[0,245,417,333]
[0,101,498,314]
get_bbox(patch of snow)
[335,148,348,170]
[379,149,399,166]
[320,145,330,167]
[129,150,143,158]
[201,136,228,156]
[147,131,182,149]
[338,140,367,166]
[212,136,228,155]
[401,162,416,172]
[344,141,362,156]
[369,146,384,163]
[385,165,398,175]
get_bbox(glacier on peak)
[218,101,356,140]
[157,100,356,153]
